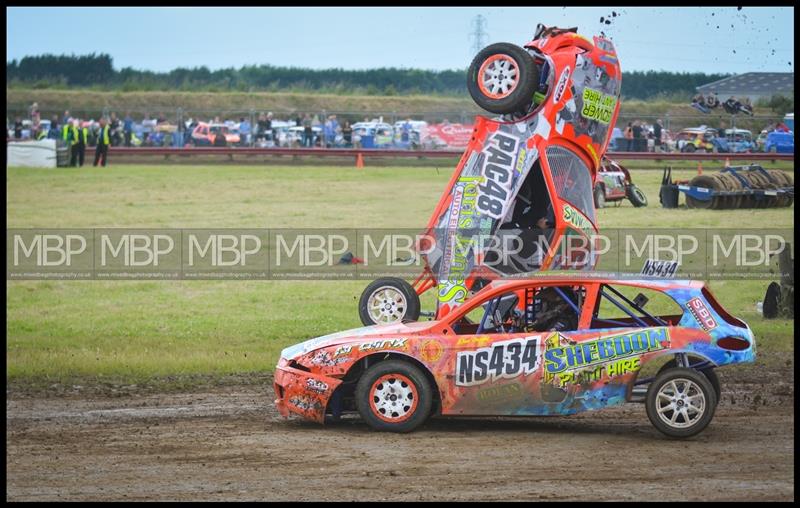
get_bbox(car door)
[438,284,587,416]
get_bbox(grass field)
[6,162,795,388]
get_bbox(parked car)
[352,121,394,148]
[722,128,756,153]
[275,277,755,437]
[286,125,323,147]
[190,122,240,146]
[764,130,794,153]
[393,120,427,148]
[675,127,724,153]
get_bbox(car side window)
[592,284,683,329]
[452,285,584,335]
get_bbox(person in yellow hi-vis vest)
[69,120,88,167]
[94,118,111,167]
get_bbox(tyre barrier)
[661,165,794,209]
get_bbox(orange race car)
[358,24,622,326]
[190,122,240,146]
[276,277,756,437]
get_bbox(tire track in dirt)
[6,379,794,501]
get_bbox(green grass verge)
[6,163,794,386]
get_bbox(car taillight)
[717,336,750,351]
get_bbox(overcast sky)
[6,6,795,74]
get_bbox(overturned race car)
[275,277,755,438]
[358,24,623,326]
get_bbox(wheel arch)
[341,351,442,412]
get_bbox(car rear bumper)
[273,360,342,424]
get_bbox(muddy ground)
[6,368,795,501]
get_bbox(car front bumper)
[273,359,342,424]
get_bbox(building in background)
[696,72,794,103]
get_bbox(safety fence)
[103,146,795,165]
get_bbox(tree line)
[7,53,731,100]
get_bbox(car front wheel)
[355,360,432,433]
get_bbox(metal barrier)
[105,146,795,164]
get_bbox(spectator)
[213,128,227,147]
[401,118,412,143]
[653,119,663,152]
[93,117,111,167]
[156,111,167,124]
[123,111,134,147]
[255,113,267,143]
[302,113,313,147]
[239,117,251,146]
[30,102,40,124]
[62,110,71,126]
[324,115,338,148]
[13,117,22,139]
[108,112,121,145]
[631,121,643,152]
[48,115,60,140]
[142,113,154,144]
[342,120,353,148]
[623,122,633,151]
[265,112,274,144]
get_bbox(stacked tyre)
[685,169,794,209]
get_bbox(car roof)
[484,277,703,292]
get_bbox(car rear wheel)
[355,360,432,433]
[646,367,717,438]
[467,43,539,115]
[627,184,648,207]
[358,277,421,326]
[593,184,606,209]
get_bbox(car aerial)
[190,122,241,146]
[764,130,794,153]
[593,157,648,208]
[275,277,755,437]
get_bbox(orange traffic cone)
[697,161,703,175]
[356,153,364,169]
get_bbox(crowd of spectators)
[8,102,791,154]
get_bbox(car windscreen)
[545,145,596,223]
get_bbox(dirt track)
[6,371,795,501]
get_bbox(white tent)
[7,139,58,168]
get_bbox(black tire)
[355,360,432,433]
[467,43,539,115]
[686,174,722,210]
[626,184,648,207]
[594,184,606,209]
[683,144,696,153]
[762,281,781,319]
[646,367,717,438]
[358,277,421,326]
[657,359,721,404]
